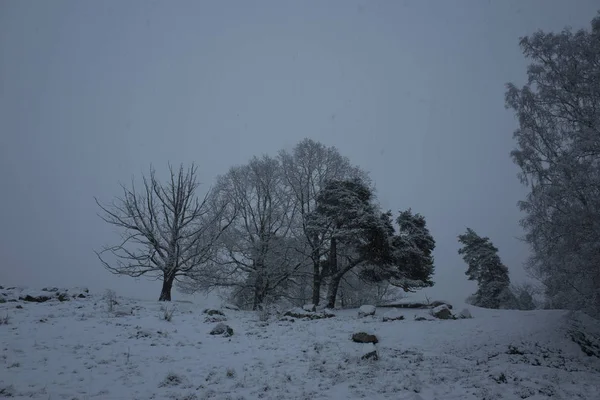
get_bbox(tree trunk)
[326,273,342,309]
[159,273,175,301]
[311,259,322,306]
[252,273,267,311]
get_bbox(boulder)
[382,309,405,322]
[430,300,453,310]
[457,308,472,319]
[431,305,453,320]
[352,332,379,344]
[210,323,234,337]
[358,305,376,317]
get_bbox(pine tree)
[458,228,512,309]
[392,210,435,289]
[307,178,382,308]
[361,210,436,291]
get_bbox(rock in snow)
[352,332,379,344]
[210,323,234,337]
[358,305,376,317]
[432,305,453,320]
[382,309,405,322]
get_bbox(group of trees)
[96,139,436,309]
[455,11,600,316]
[506,11,600,317]
[96,12,599,317]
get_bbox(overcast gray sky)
[1,0,598,303]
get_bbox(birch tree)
[505,12,600,316]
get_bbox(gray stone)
[352,332,379,344]
[210,323,234,337]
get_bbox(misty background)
[1,0,598,304]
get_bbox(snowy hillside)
[2,288,600,400]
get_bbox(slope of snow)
[1,289,599,399]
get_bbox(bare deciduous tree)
[95,164,233,301]
[181,155,307,310]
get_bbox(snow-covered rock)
[432,305,453,320]
[358,305,376,317]
[210,323,233,337]
[382,309,405,322]
[458,308,473,319]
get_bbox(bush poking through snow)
[0,314,9,325]
[160,304,175,322]
[225,368,236,378]
[0,385,15,397]
[159,372,184,387]
[203,309,225,316]
[569,330,600,357]
[283,308,335,320]
[104,289,118,313]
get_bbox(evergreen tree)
[307,178,382,308]
[458,228,512,309]
[361,209,436,292]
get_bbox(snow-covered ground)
[2,288,600,400]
